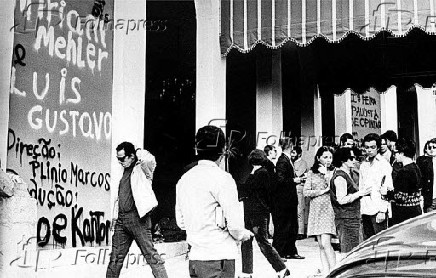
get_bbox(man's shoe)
[278,269,291,278]
[285,254,305,259]
[332,242,341,252]
[296,234,305,240]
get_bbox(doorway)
[397,86,420,153]
[145,0,196,221]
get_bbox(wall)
[0,0,14,169]
[416,85,436,156]
[300,86,322,168]
[380,86,398,134]
[8,0,113,249]
[0,171,37,278]
[194,0,226,131]
[334,90,352,143]
[256,50,283,149]
[111,0,147,214]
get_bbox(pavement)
[29,238,334,278]
[23,238,336,278]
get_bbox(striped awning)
[220,0,436,56]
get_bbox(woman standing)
[239,149,290,278]
[304,146,336,276]
[391,138,423,225]
[330,148,370,253]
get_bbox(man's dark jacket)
[416,155,434,209]
[274,153,298,208]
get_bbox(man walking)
[107,142,168,278]
[176,125,253,278]
[359,133,393,240]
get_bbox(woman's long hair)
[311,146,334,174]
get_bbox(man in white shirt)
[176,125,253,278]
[359,133,393,240]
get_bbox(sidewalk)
[32,238,329,278]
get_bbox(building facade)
[1,0,436,276]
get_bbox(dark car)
[327,211,436,278]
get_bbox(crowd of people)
[116,124,435,278]
[270,131,435,277]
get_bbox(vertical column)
[0,1,14,170]
[416,85,436,155]
[380,86,398,133]
[111,0,147,210]
[334,89,353,144]
[313,86,323,142]
[300,86,322,168]
[195,1,226,131]
[256,50,283,149]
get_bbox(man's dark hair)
[248,149,268,166]
[195,125,225,161]
[339,133,353,145]
[363,133,381,151]
[383,130,398,142]
[293,146,303,155]
[396,138,416,158]
[428,138,436,145]
[116,141,136,156]
[332,147,353,168]
[424,138,436,154]
[264,145,274,155]
[279,137,293,151]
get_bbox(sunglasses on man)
[117,155,128,162]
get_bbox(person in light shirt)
[359,133,393,240]
[175,125,253,278]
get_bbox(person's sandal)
[278,269,290,278]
